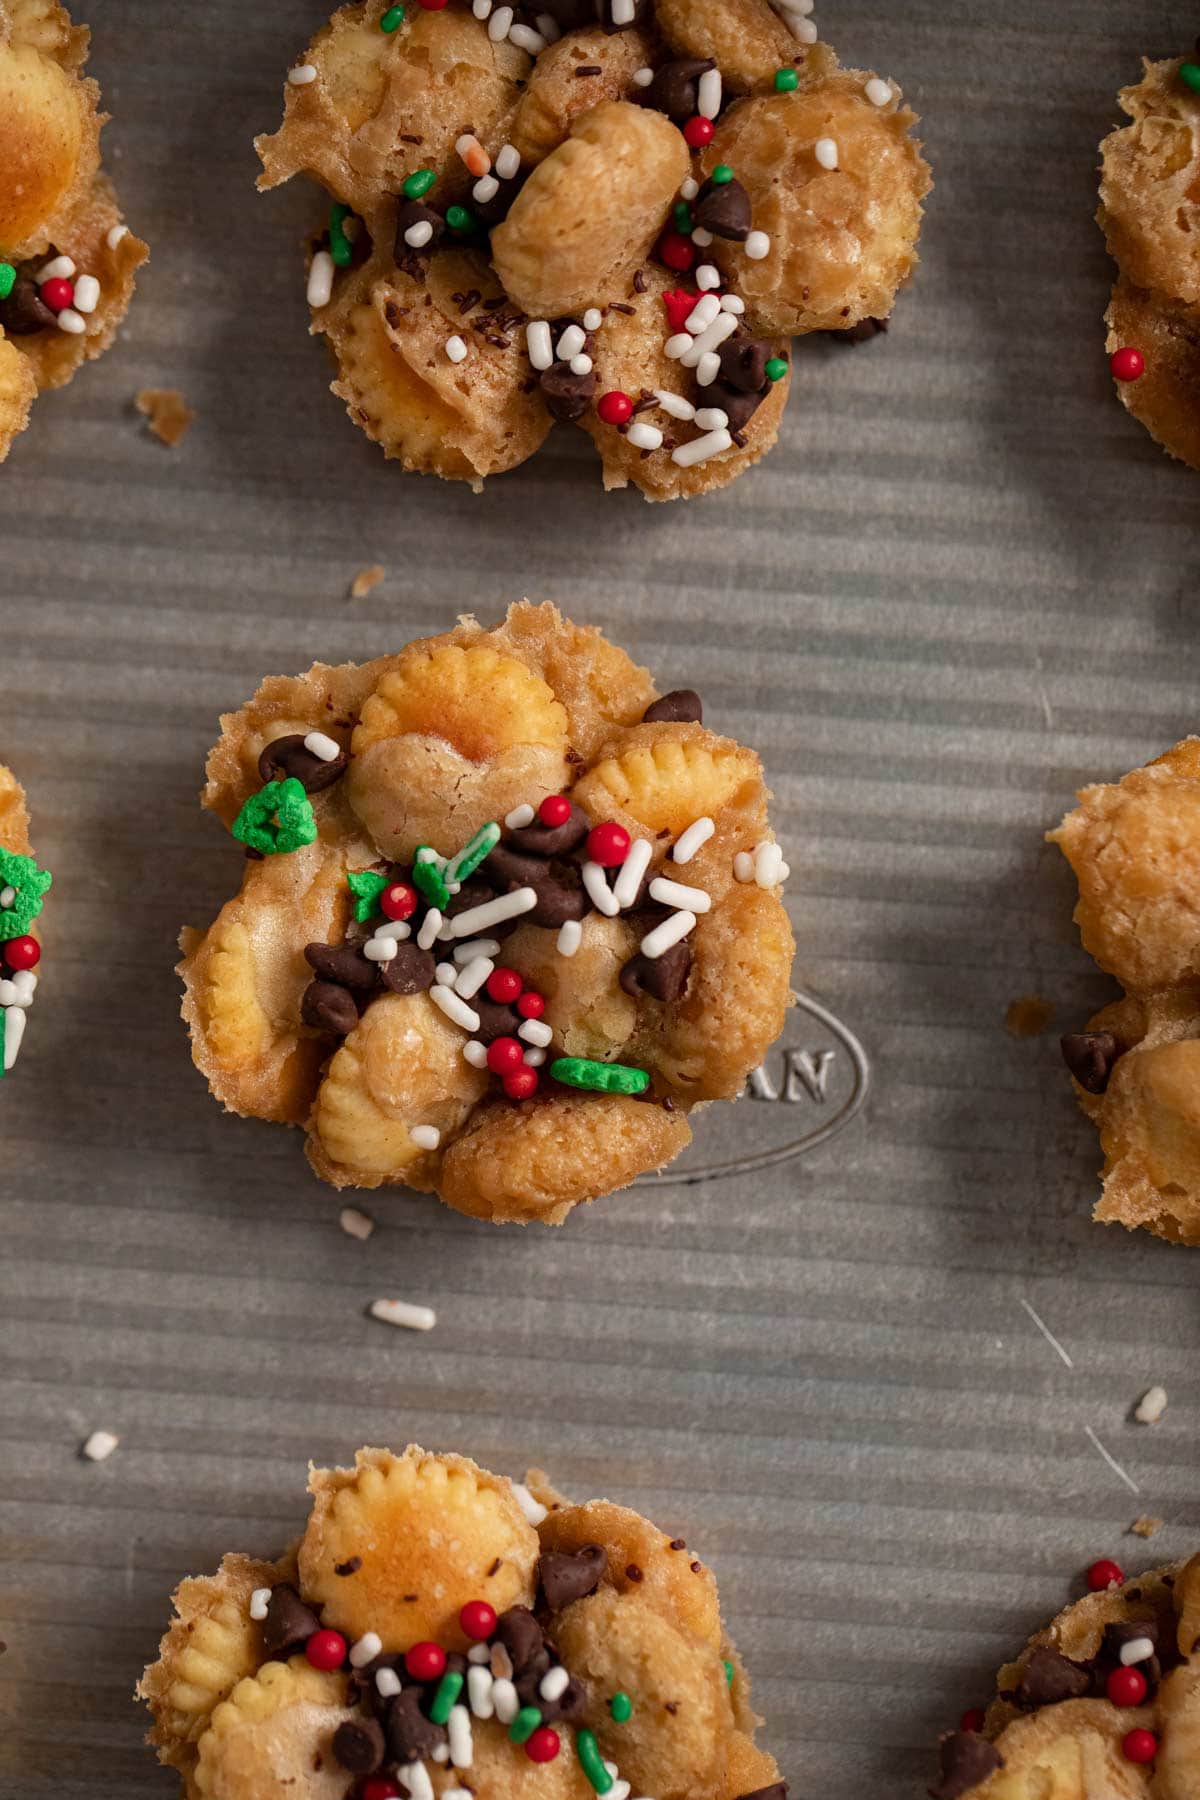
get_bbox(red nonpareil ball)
[486,967,523,1005]
[586,822,631,867]
[39,277,74,312]
[405,1641,447,1681]
[459,1599,497,1640]
[657,229,696,273]
[1122,1728,1158,1765]
[662,287,698,334]
[959,1708,986,1734]
[417,0,451,8]
[516,991,545,1021]
[1107,1667,1148,1708]
[525,1726,561,1763]
[503,1066,539,1101]
[4,935,40,971]
[1086,1559,1125,1592]
[362,1781,402,1800]
[597,390,634,426]
[304,1629,347,1671]
[380,881,418,922]
[1110,347,1145,382]
[487,1036,525,1076]
[538,794,572,828]
[684,116,715,148]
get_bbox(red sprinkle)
[459,1599,498,1640]
[362,1782,402,1800]
[662,288,699,333]
[1110,347,1145,382]
[503,1066,539,1101]
[586,822,631,867]
[657,229,697,273]
[516,991,545,1020]
[380,881,418,922]
[4,935,40,971]
[1086,1559,1125,1592]
[538,794,572,828]
[525,1725,561,1763]
[39,277,74,312]
[416,0,451,7]
[487,1036,525,1075]
[486,967,523,1005]
[405,1641,447,1681]
[1107,1667,1148,1708]
[304,1629,347,1671]
[1122,1728,1158,1765]
[684,116,715,148]
[597,390,634,426]
[959,1708,986,1734]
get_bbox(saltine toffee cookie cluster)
[0,764,51,1078]
[139,1445,791,1800]
[0,0,147,462]
[254,0,930,500]
[178,603,794,1222]
[929,1553,1200,1798]
[1049,736,1200,1248]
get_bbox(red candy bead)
[597,390,634,426]
[683,116,715,148]
[1086,1559,1125,1592]
[516,991,545,1020]
[959,1709,986,1734]
[305,1629,347,1671]
[1107,1667,1148,1708]
[525,1726,561,1763]
[380,881,418,922]
[417,0,451,7]
[486,967,523,1005]
[363,1781,402,1800]
[459,1599,498,1640]
[405,1641,447,1681]
[657,229,696,273]
[538,794,572,828]
[40,277,74,312]
[586,822,631,867]
[1110,347,1145,382]
[1122,1728,1158,1765]
[487,1036,525,1075]
[503,1066,539,1101]
[4,935,40,971]
[662,288,698,333]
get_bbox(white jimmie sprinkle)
[557,919,583,957]
[250,1587,272,1621]
[491,1677,519,1723]
[106,223,129,250]
[641,911,698,959]
[289,62,318,84]
[504,802,536,829]
[463,1039,490,1069]
[377,1667,403,1698]
[446,335,469,364]
[307,249,335,308]
[649,875,711,913]
[745,230,771,261]
[582,861,620,916]
[303,730,341,761]
[673,816,715,863]
[540,1666,571,1703]
[339,1206,376,1240]
[448,1704,473,1768]
[81,1430,119,1462]
[430,986,481,1032]
[449,888,537,937]
[814,136,839,169]
[410,1125,441,1152]
[468,1663,495,1716]
[865,76,893,107]
[370,1298,437,1332]
[350,1631,383,1668]
[401,1762,435,1800]
[511,1481,547,1524]
[612,836,653,909]
[1134,1385,1168,1425]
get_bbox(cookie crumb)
[81,1430,119,1462]
[340,1206,376,1241]
[350,564,386,600]
[1004,995,1054,1038]
[1128,1516,1164,1538]
[369,1298,436,1331]
[135,388,194,447]
[1134,1385,1168,1425]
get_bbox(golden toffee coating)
[179,603,795,1224]
[139,1445,789,1800]
[929,1556,1200,1799]
[255,0,929,500]
[0,0,147,461]
[1050,736,1200,1248]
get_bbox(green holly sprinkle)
[723,1660,734,1687]
[0,263,16,301]
[0,846,52,942]
[765,356,789,382]
[711,164,735,185]
[412,849,450,911]
[329,202,354,267]
[550,1057,650,1097]
[609,1692,633,1723]
[347,868,389,923]
[1181,61,1200,93]
[774,67,799,92]
[430,1670,464,1724]
[381,3,405,30]
[446,204,476,233]
[444,821,500,887]
[673,200,693,233]
[403,168,437,200]
[509,1706,542,1745]
[231,779,317,856]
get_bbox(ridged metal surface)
[1,2,1198,1795]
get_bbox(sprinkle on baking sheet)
[339,1206,376,1240]
[350,563,386,599]
[369,1297,437,1331]
[1133,1385,1168,1424]
[81,1430,119,1462]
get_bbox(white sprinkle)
[0,971,36,1009]
[611,0,636,23]
[5,1005,28,1070]
[641,911,697,959]
[492,1676,520,1722]
[650,876,711,913]
[582,861,620,917]
[1083,1424,1140,1494]
[463,1039,490,1069]
[1119,1635,1157,1665]
[754,840,784,888]
[468,1644,490,1666]
[350,1631,383,1668]
[417,908,443,950]
[696,264,721,292]
[340,1206,376,1241]
[364,938,398,963]
[1134,1385,1168,1425]
[790,15,817,41]
[509,22,548,51]
[374,919,411,944]
[557,323,586,361]
[537,12,562,40]
[487,5,514,39]
[814,136,839,170]
[664,332,692,361]
[448,1706,474,1768]
[778,862,791,881]
[496,143,521,181]
[81,1429,119,1462]
[415,847,441,865]
[490,1643,514,1681]
[473,174,500,204]
[524,1047,547,1067]
[681,176,700,201]
[249,1586,272,1621]
[432,1746,450,1765]
[436,962,459,987]
[527,319,554,370]
[39,254,75,282]
[685,293,722,335]
[633,66,655,88]
[733,851,755,883]
[405,220,435,248]
[443,1791,472,1800]
[411,1125,442,1152]
[511,1481,547,1525]
[307,249,335,308]
[681,310,739,366]
[745,230,771,261]
[656,389,696,422]
[437,919,456,941]
[0,887,14,908]
[613,837,653,908]
[449,888,537,937]
[583,307,604,331]
[303,730,340,762]
[446,335,469,364]
[505,802,536,830]
[106,224,129,250]
[673,817,715,863]
[694,407,729,432]
[697,67,723,119]
[72,273,101,314]
[1017,1298,1075,1370]
[468,1663,495,1716]
[56,308,86,335]
[865,76,892,107]
[430,986,481,1032]
[696,351,721,387]
[370,1298,437,1332]
[519,1019,553,1048]
[289,62,318,84]
[540,1666,571,1703]
[455,956,494,999]
[691,225,714,247]
[401,1762,435,1800]
[557,919,583,958]
[720,293,746,315]
[627,422,663,451]
[473,0,492,17]
[453,937,501,964]
[377,1667,403,1698]
[571,353,594,375]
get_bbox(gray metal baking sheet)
[1,1,1198,1794]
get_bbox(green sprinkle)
[404,167,437,200]
[445,821,500,886]
[412,849,450,910]
[329,202,354,267]
[1181,61,1200,93]
[765,356,789,383]
[430,1670,464,1724]
[381,3,405,30]
[0,262,15,301]
[673,200,693,233]
[609,1692,633,1723]
[446,204,477,233]
[550,1057,650,1097]
[711,164,735,184]
[0,845,52,941]
[509,1706,542,1745]
[723,1661,734,1687]
[576,1729,613,1794]
[774,67,799,92]
[231,779,317,857]
[347,869,389,923]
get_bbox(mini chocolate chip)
[718,337,772,393]
[706,378,768,433]
[635,58,715,122]
[524,869,591,928]
[625,1563,643,1582]
[1015,1647,1091,1710]
[472,996,523,1042]
[262,1584,320,1660]
[305,940,378,992]
[1060,1031,1120,1095]
[488,1558,503,1577]
[495,1605,545,1675]
[538,0,596,23]
[535,1673,588,1722]
[828,316,889,343]
[643,689,703,725]
[0,278,56,336]
[258,733,348,793]
[695,176,752,242]
[386,1689,446,1764]
[541,363,597,423]
[928,1736,1002,1800]
[334,1556,362,1576]
[487,842,554,888]
[507,802,590,857]
[333,1716,385,1774]
[301,980,361,1036]
[669,1537,687,1550]
[394,200,445,272]
[380,943,437,996]
[620,942,692,1002]
[539,1544,607,1611]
